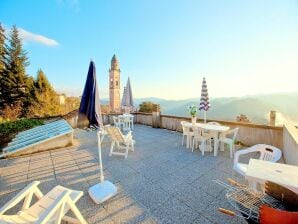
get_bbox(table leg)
[248,180,258,191]
[187,135,192,149]
[214,138,218,156]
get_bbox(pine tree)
[0,23,7,106]
[27,69,61,117]
[35,69,54,93]
[3,25,30,106]
[0,23,6,74]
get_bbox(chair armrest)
[233,145,260,165]
[125,131,132,137]
[124,131,133,143]
[0,181,41,215]
[219,130,228,139]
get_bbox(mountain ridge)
[100,92,298,124]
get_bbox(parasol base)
[89,180,117,204]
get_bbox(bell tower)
[109,54,121,112]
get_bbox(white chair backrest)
[113,116,119,124]
[106,127,125,143]
[228,128,239,141]
[181,121,192,134]
[124,116,131,122]
[193,126,203,138]
[259,144,282,162]
[181,121,189,134]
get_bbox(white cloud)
[18,28,59,46]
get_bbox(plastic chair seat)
[233,163,248,176]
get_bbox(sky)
[1,0,298,100]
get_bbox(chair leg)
[229,144,233,158]
[186,135,190,148]
[125,145,128,159]
[230,144,235,158]
[109,141,115,156]
[66,199,88,224]
[220,142,224,151]
[182,135,184,146]
[201,141,205,156]
[192,138,195,152]
[190,136,193,149]
[214,138,218,156]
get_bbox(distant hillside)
[133,92,298,125]
[100,92,298,125]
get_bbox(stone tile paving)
[0,124,249,224]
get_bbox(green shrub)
[0,119,44,146]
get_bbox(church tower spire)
[109,54,121,112]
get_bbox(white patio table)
[118,114,134,131]
[184,122,230,156]
[245,159,298,194]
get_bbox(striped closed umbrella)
[121,86,127,108]
[199,77,210,123]
[122,77,134,113]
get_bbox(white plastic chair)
[192,126,212,155]
[0,181,87,224]
[128,115,134,130]
[233,144,282,176]
[113,116,123,129]
[106,126,135,159]
[219,128,239,158]
[181,121,194,148]
[205,121,221,141]
[122,115,134,131]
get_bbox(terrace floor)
[0,125,248,224]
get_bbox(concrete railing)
[283,124,298,166]
[60,110,298,165]
[59,110,298,165]
[62,111,289,158]
[135,113,283,149]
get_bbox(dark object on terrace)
[217,178,298,224]
[78,61,103,129]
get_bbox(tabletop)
[245,159,298,194]
[184,122,230,132]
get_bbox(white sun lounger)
[0,181,87,224]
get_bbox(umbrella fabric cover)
[124,77,134,107]
[121,77,134,113]
[199,77,211,123]
[78,61,103,129]
[199,77,210,111]
[121,86,127,108]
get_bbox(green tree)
[0,23,6,75]
[3,25,30,107]
[35,69,54,93]
[139,101,155,113]
[27,69,61,117]
[0,23,7,106]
